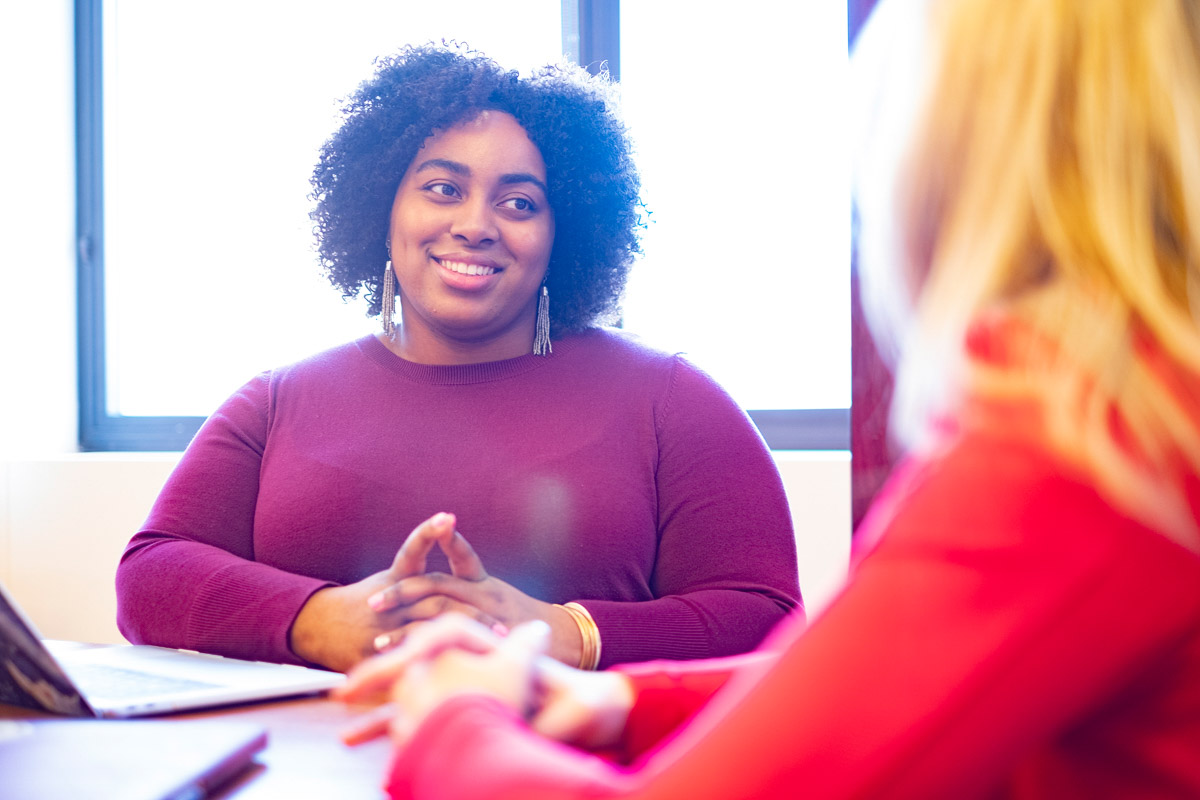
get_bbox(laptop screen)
[0,584,92,715]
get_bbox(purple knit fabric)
[116,329,801,667]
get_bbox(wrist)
[289,586,347,671]
[554,602,602,670]
[546,603,583,666]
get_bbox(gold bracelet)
[556,601,602,670]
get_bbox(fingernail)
[491,622,510,637]
[374,633,391,652]
[367,592,386,611]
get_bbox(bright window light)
[620,3,850,410]
[102,1,848,417]
[103,0,562,416]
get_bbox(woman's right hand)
[531,650,636,750]
[288,513,497,672]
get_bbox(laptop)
[0,718,267,800]
[0,580,344,718]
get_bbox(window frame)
[75,0,850,451]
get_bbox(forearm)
[579,588,794,668]
[389,696,632,800]
[117,535,329,664]
[113,374,328,661]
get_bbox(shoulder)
[557,331,767,454]
[207,337,381,419]
[559,328,727,393]
[865,429,1095,543]
[859,425,1197,577]
[560,327,682,367]
[229,336,392,402]
[267,336,379,381]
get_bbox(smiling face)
[385,110,555,364]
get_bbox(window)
[77,0,849,450]
[618,3,850,448]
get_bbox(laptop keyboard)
[69,663,221,699]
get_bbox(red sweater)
[386,426,1200,798]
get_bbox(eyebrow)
[414,158,549,197]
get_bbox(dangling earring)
[381,261,396,337]
[533,281,552,356]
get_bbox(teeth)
[441,259,496,276]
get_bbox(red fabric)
[385,416,1200,798]
[614,651,777,763]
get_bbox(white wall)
[776,451,852,612]
[0,1,851,646]
[0,455,177,643]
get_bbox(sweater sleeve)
[387,696,633,800]
[383,436,1200,799]
[579,357,802,667]
[115,374,332,665]
[612,650,776,763]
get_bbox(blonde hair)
[853,0,1200,547]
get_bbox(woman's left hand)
[368,528,584,667]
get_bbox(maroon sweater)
[116,329,801,667]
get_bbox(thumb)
[495,620,551,718]
[497,619,551,663]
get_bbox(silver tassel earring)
[381,261,396,337]
[533,283,552,356]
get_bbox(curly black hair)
[311,43,642,333]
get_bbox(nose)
[450,196,499,246]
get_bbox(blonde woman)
[337,1,1200,796]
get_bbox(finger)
[367,572,453,613]
[532,653,575,688]
[368,572,484,613]
[389,512,456,578]
[388,709,420,750]
[491,620,551,717]
[377,571,508,614]
[441,529,489,581]
[339,703,395,746]
[373,599,502,652]
[499,619,552,660]
[337,614,499,702]
[494,620,551,677]
[528,660,589,740]
[371,584,498,623]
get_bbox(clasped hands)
[334,612,635,752]
[289,512,581,673]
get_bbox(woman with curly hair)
[114,44,801,674]
[335,1,1200,796]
